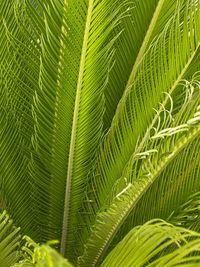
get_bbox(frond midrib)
[113,0,165,117]
[60,0,94,256]
[126,0,165,88]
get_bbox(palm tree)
[1,0,200,266]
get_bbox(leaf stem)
[60,0,94,256]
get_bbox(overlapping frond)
[83,0,200,240]
[103,0,188,129]
[169,192,200,230]
[104,83,200,250]
[81,131,200,264]
[78,183,136,266]
[81,48,200,262]
[103,0,159,128]
[0,211,22,267]
[101,220,200,267]
[0,0,40,236]
[7,0,124,261]
[1,0,124,261]
[12,238,74,267]
[1,0,200,266]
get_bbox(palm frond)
[101,219,200,267]
[2,0,200,266]
[13,238,74,267]
[80,72,200,259]
[0,211,22,267]
[0,0,39,236]
[103,0,183,129]
[103,0,160,128]
[78,183,136,266]
[4,0,124,260]
[169,192,200,231]
[83,0,200,240]
[108,110,200,250]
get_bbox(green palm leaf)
[83,0,200,241]
[12,239,74,267]
[30,0,122,259]
[1,0,123,261]
[0,0,39,236]
[0,211,74,267]
[0,211,22,267]
[78,183,136,266]
[103,0,183,129]
[80,127,200,265]
[80,74,200,262]
[169,191,200,230]
[101,219,200,267]
[1,0,200,266]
